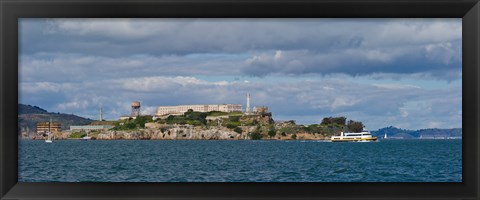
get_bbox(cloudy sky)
[19,19,462,130]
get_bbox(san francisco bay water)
[19,139,462,182]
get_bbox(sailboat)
[45,119,54,143]
[384,132,388,139]
[82,131,92,140]
[82,107,101,141]
[45,133,53,143]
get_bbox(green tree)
[226,123,238,129]
[250,126,263,140]
[291,134,297,140]
[233,127,242,133]
[134,116,152,128]
[333,117,346,126]
[166,115,175,121]
[321,116,346,126]
[187,120,202,126]
[69,132,86,138]
[346,120,364,133]
[268,129,276,138]
[225,121,240,128]
[250,132,262,140]
[229,116,240,122]
[184,111,207,125]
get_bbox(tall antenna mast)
[100,107,103,121]
[246,93,251,113]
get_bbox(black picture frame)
[1,0,479,199]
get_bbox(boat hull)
[331,137,378,142]
[81,137,92,140]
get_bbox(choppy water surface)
[19,139,461,182]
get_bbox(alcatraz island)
[20,93,367,141]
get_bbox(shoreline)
[25,139,332,141]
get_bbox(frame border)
[1,0,479,199]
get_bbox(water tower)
[131,101,141,117]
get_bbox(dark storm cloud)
[20,19,461,80]
[242,42,461,79]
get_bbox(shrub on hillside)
[233,127,242,133]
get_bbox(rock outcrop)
[96,125,252,140]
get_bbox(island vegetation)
[78,109,365,140]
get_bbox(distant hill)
[19,104,48,114]
[410,128,462,138]
[372,126,462,139]
[372,126,412,135]
[18,104,93,134]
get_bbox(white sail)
[82,131,92,140]
[45,119,54,143]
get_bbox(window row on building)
[36,122,62,134]
[70,125,114,132]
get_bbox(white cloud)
[57,99,90,110]
[21,82,61,93]
[331,96,360,110]
[20,76,461,130]
[46,19,180,40]
[424,42,461,65]
[428,121,443,128]
[20,53,245,82]
[373,84,420,89]
[363,50,395,62]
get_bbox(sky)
[19,18,462,130]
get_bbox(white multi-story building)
[155,104,242,116]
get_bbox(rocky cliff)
[96,125,254,140]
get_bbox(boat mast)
[49,118,51,140]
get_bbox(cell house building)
[70,125,114,132]
[155,104,242,116]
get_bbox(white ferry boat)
[331,130,378,142]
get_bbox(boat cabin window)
[346,134,362,136]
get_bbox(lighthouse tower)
[246,93,251,113]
